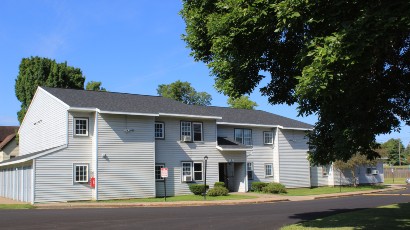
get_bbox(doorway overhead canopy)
[216,137,251,152]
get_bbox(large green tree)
[227,95,258,110]
[181,0,410,164]
[15,56,85,123]
[86,81,107,91]
[157,80,212,106]
[381,139,407,166]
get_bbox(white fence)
[0,165,32,203]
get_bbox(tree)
[181,1,410,165]
[227,95,257,110]
[86,81,107,91]
[157,80,212,106]
[333,153,377,187]
[381,139,407,166]
[15,56,85,123]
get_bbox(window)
[74,164,88,183]
[247,162,254,180]
[193,123,203,141]
[155,164,165,181]
[193,162,203,181]
[181,121,203,142]
[182,162,192,182]
[74,118,88,136]
[265,163,273,177]
[322,165,329,177]
[181,162,203,182]
[235,129,252,145]
[155,122,164,139]
[264,131,273,144]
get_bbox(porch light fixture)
[204,155,208,200]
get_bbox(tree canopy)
[15,56,85,123]
[227,95,257,110]
[86,81,107,91]
[381,138,407,166]
[157,80,212,106]
[181,0,410,164]
[333,153,377,187]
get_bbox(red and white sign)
[161,167,168,178]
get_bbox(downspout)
[31,159,36,204]
[94,110,99,200]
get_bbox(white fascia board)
[99,110,159,117]
[159,113,222,120]
[68,107,98,112]
[216,146,250,151]
[280,127,313,131]
[216,122,279,128]
[0,145,67,167]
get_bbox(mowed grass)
[0,204,35,209]
[281,202,410,230]
[282,185,386,196]
[96,194,257,203]
[384,177,407,184]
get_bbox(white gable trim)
[0,144,67,167]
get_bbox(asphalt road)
[1,188,409,230]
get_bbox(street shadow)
[287,202,410,229]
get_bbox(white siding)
[357,163,384,184]
[310,166,332,187]
[156,118,246,197]
[19,88,68,156]
[97,114,156,200]
[0,163,32,203]
[278,129,310,188]
[34,112,94,203]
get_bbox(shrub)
[261,182,287,194]
[207,186,229,196]
[214,182,226,188]
[251,182,268,192]
[189,184,209,195]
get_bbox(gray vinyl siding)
[97,114,156,200]
[19,88,68,156]
[357,163,384,184]
[278,129,310,188]
[310,166,331,187]
[34,112,94,203]
[155,118,246,197]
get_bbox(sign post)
[161,167,168,201]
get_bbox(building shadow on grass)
[286,202,410,229]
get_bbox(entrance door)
[218,162,236,192]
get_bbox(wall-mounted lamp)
[124,129,134,133]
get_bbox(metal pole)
[339,170,341,193]
[204,155,208,200]
[164,178,167,202]
[399,140,401,166]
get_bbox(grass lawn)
[281,185,386,196]
[281,202,410,230]
[384,177,407,184]
[0,204,35,209]
[95,194,257,203]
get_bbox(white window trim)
[263,131,273,144]
[265,163,273,177]
[155,164,165,181]
[73,163,89,183]
[155,122,165,139]
[247,162,254,180]
[193,162,203,181]
[74,118,89,137]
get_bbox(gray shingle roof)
[42,87,312,129]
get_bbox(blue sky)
[0,0,408,146]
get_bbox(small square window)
[74,164,88,183]
[155,122,165,139]
[264,131,273,144]
[265,163,273,177]
[322,165,329,177]
[155,164,165,181]
[74,118,88,136]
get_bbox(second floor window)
[235,128,252,145]
[155,122,164,139]
[181,121,203,142]
[74,118,88,136]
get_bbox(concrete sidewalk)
[1,185,405,209]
